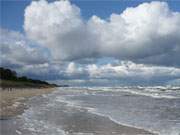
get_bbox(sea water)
[4,86,180,135]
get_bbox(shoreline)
[0,79,58,89]
[0,87,56,119]
[0,87,157,135]
[87,109,158,135]
[57,109,157,135]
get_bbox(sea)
[1,86,180,135]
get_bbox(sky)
[1,0,180,86]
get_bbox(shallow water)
[52,87,180,135]
[1,86,180,135]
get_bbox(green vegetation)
[0,67,58,89]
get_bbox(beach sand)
[0,88,55,119]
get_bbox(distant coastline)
[0,67,64,89]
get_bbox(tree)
[0,67,17,80]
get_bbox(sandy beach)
[0,88,55,119]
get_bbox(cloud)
[56,61,180,86]
[11,58,180,86]
[24,0,98,61]
[2,0,180,86]
[86,61,180,80]
[24,1,180,66]
[0,28,49,69]
[1,28,179,85]
[89,2,180,61]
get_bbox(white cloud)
[66,62,77,74]
[55,60,180,85]
[24,0,98,60]
[66,62,84,75]
[64,60,180,85]
[0,28,49,68]
[88,1,180,62]
[24,1,180,66]
[86,61,180,80]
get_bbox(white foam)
[72,133,94,135]
[90,86,180,99]
[55,96,96,112]
[16,130,22,135]
[20,106,66,135]
[123,89,178,99]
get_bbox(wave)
[54,91,180,135]
[64,86,180,99]
[55,94,160,135]
[120,89,179,99]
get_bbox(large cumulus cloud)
[24,0,180,66]
[24,0,98,60]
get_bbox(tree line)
[0,67,49,85]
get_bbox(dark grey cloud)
[136,47,180,67]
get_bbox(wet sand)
[0,88,55,119]
[59,109,156,135]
